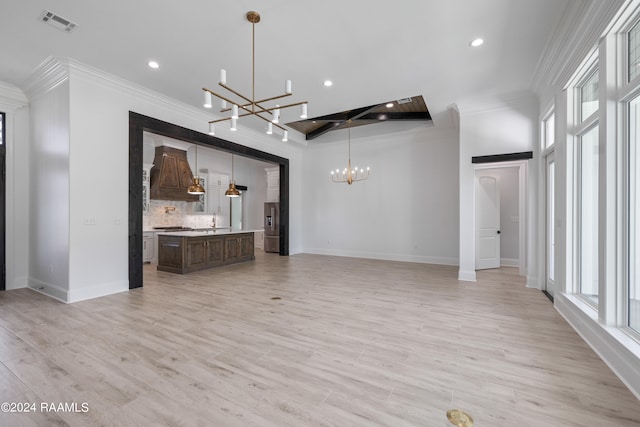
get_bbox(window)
[581,70,599,121]
[572,63,600,307]
[629,19,640,82]
[544,110,555,149]
[577,125,599,305]
[629,96,640,332]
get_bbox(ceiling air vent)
[39,10,78,33]
[397,98,413,104]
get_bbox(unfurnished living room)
[1,1,640,426]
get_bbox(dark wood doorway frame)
[0,112,5,291]
[128,112,289,289]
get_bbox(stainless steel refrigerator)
[264,202,279,253]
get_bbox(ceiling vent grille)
[397,98,413,104]
[39,10,78,33]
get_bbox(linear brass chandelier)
[331,120,370,185]
[203,11,308,141]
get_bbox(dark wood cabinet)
[238,233,254,262]
[157,232,254,274]
[223,233,254,264]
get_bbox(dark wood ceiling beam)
[310,105,378,123]
[305,105,379,140]
[305,121,343,140]
[356,111,432,121]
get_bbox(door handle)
[497,230,501,234]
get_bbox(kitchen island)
[156,229,259,274]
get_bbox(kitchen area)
[141,131,281,273]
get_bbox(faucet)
[211,215,216,229]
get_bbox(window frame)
[620,17,640,340]
[0,112,4,146]
[567,59,600,309]
[542,107,556,152]
[575,122,600,308]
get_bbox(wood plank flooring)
[1,252,639,426]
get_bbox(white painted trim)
[21,57,69,101]
[28,278,68,303]
[303,248,458,266]
[556,292,640,399]
[67,280,129,303]
[23,57,309,147]
[458,270,477,282]
[457,91,536,117]
[473,160,528,277]
[526,275,539,289]
[0,82,28,110]
[534,0,625,91]
[501,258,519,267]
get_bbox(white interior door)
[546,153,556,296]
[476,174,501,270]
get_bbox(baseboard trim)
[302,248,458,266]
[500,258,519,267]
[457,269,477,282]
[68,280,129,303]
[28,278,68,303]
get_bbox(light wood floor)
[1,252,639,426]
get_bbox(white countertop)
[156,229,263,237]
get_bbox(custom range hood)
[150,146,199,201]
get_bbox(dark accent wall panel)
[0,112,5,291]
[472,151,533,164]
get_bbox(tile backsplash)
[144,200,221,230]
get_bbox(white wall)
[232,156,273,230]
[27,76,71,301]
[0,82,30,290]
[458,95,539,281]
[302,125,459,265]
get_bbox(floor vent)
[397,97,413,104]
[39,10,78,33]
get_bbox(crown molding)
[21,56,70,101]
[456,90,537,117]
[65,58,308,147]
[20,57,307,147]
[0,81,28,111]
[531,0,625,93]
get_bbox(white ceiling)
[1,0,577,138]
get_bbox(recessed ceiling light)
[323,80,333,87]
[386,103,394,108]
[148,61,159,69]
[470,38,484,47]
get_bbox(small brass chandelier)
[331,120,370,185]
[203,11,308,141]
